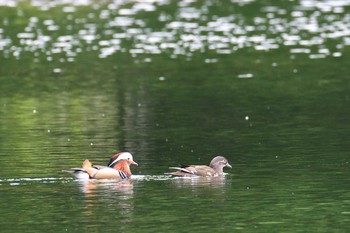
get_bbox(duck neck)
[113,162,132,177]
[211,164,224,176]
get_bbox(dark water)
[1,0,350,232]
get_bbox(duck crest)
[108,159,121,168]
[108,152,134,167]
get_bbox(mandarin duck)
[65,152,137,179]
[82,158,138,179]
[168,156,232,177]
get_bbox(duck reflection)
[170,175,228,189]
[76,178,134,228]
[77,178,134,197]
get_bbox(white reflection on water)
[169,175,229,189]
[77,178,134,198]
[132,174,230,189]
[0,0,350,61]
[0,177,72,186]
[74,179,134,230]
[0,174,229,186]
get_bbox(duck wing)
[63,168,89,179]
[92,165,107,170]
[63,164,107,179]
[168,165,217,177]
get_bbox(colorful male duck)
[168,156,232,177]
[82,158,137,179]
[65,152,137,179]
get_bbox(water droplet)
[238,73,254,79]
[53,68,61,73]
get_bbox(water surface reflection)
[1,0,350,232]
[169,175,229,189]
[1,0,350,62]
[75,179,135,232]
[77,178,134,198]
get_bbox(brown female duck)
[168,156,232,177]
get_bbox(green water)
[1,0,350,232]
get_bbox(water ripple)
[0,0,350,61]
[0,177,72,186]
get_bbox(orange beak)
[131,161,138,166]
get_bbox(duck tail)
[82,159,92,170]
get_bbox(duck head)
[209,156,232,175]
[107,152,134,168]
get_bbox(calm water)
[1,0,350,232]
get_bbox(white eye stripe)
[108,152,134,167]
[117,152,133,161]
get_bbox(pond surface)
[1,0,350,232]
